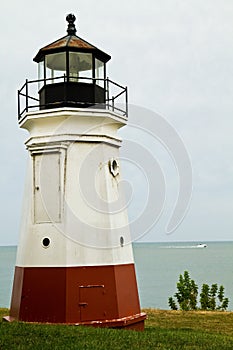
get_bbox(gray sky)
[1,0,233,245]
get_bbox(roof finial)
[66,14,76,35]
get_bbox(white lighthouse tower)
[5,14,146,330]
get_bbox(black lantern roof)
[33,14,111,63]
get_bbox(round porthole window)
[109,158,119,177]
[42,237,51,248]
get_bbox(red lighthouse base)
[4,263,146,330]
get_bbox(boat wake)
[161,244,207,249]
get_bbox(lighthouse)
[5,14,146,330]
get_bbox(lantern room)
[33,14,111,109]
[18,14,128,120]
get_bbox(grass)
[1,308,233,349]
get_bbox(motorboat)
[196,243,207,248]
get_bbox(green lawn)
[1,308,233,349]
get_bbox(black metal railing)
[17,76,128,121]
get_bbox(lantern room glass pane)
[95,59,104,87]
[69,52,92,83]
[38,60,44,90]
[45,53,66,84]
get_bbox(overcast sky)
[0,0,233,245]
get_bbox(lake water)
[1,241,233,310]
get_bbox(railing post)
[112,96,114,112]
[25,79,28,113]
[93,76,96,106]
[106,77,110,107]
[17,90,20,120]
[125,86,128,118]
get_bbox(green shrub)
[169,271,229,311]
[169,271,198,311]
[200,283,229,311]
[199,284,210,310]
[168,296,178,310]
